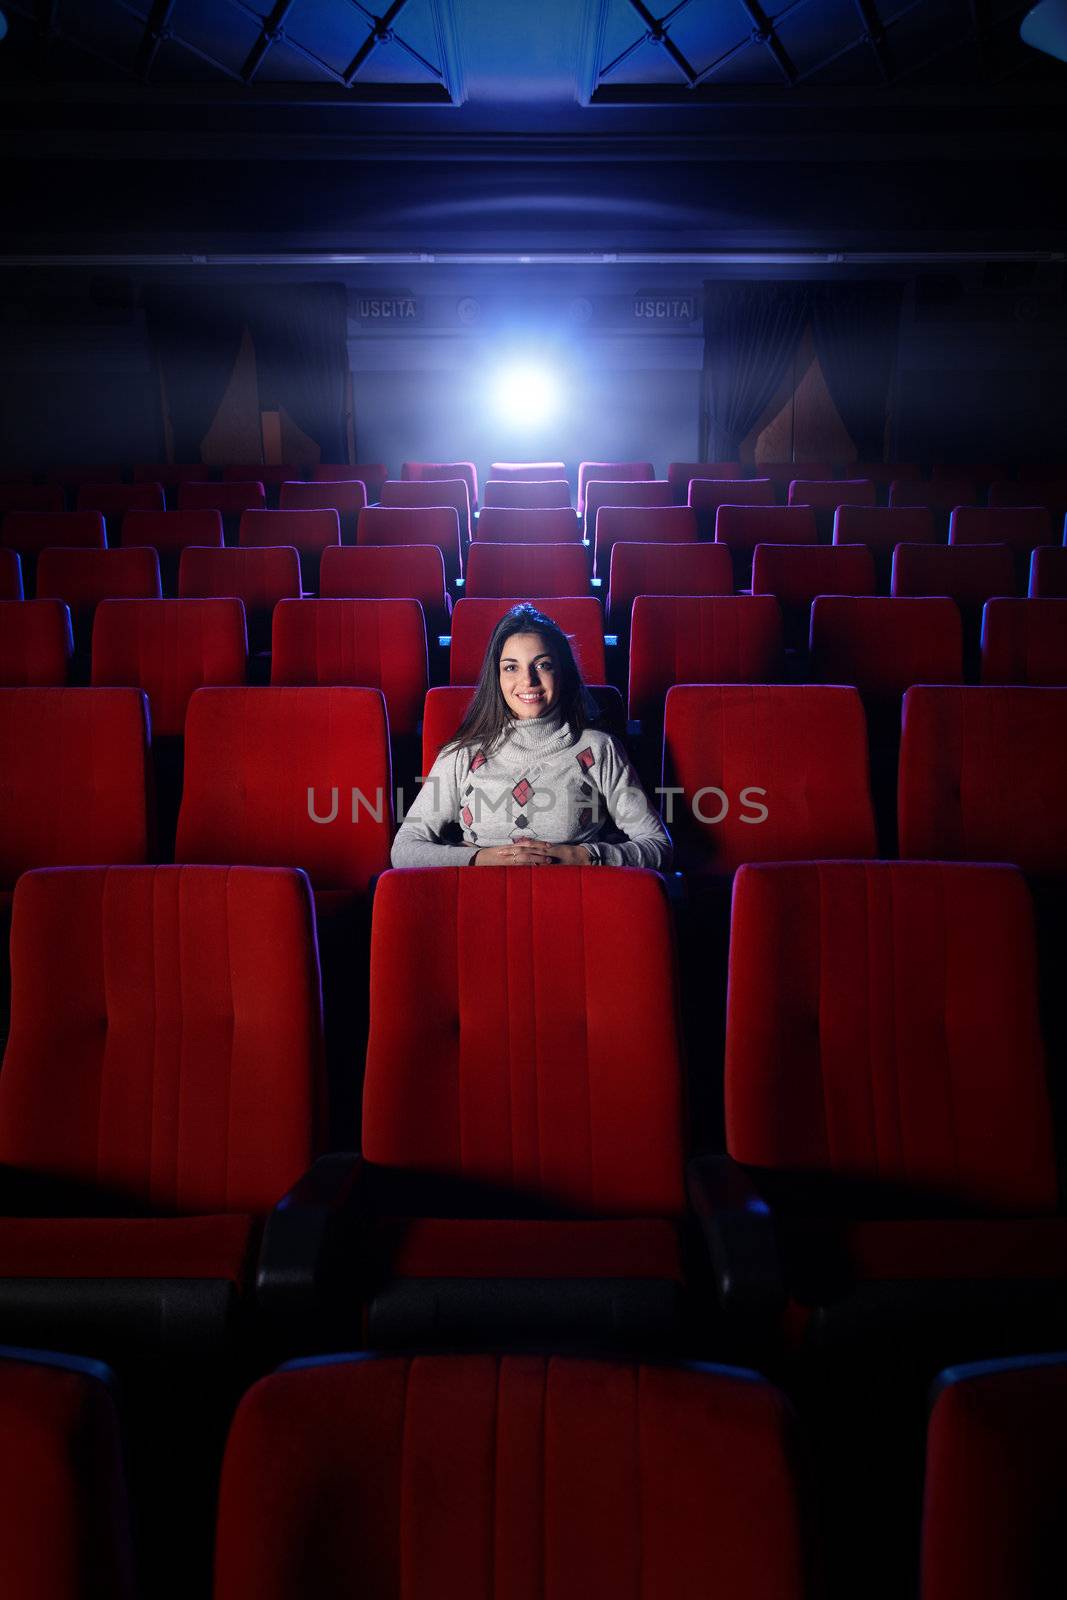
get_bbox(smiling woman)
[390,602,672,869]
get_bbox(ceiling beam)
[240,0,299,84]
[134,0,176,82]
[735,0,799,85]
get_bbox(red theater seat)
[921,1356,1067,1600]
[178,480,266,516]
[834,505,937,592]
[667,461,741,503]
[2,511,106,559]
[949,504,1053,554]
[36,548,162,657]
[46,465,122,490]
[482,478,572,508]
[981,598,1067,685]
[421,682,625,770]
[723,860,1065,1348]
[583,478,671,539]
[222,464,300,489]
[214,1354,809,1600]
[892,543,1016,669]
[474,506,580,542]
[759,461,833,497]
[688,478,774,538]
[850,461,920,490]
[179,545,301,655]
[989,478,1067,518]
[402,460,478,512]
[0,485,65,516]
[464,541,590,598]
[76,482,165,525]
[715,505,818,586]
[577,460,654,516]
[0,600,73,686]
[320,544,452,632]
[176,687,393,900]
[1029,545,1067,598]
[312,463,388,503]
[593,505,697,581]
[357,505,463,584]
[0,864,323,1349]
[132,462,211,491]
[662,684,876,873]
[279,479,367,541]
[810,596,964,699]
[91,598,248,737]
[899,685,1067,875]
[890,476,978,511]
[0,548,22,599]
[629,595,784,726]
[606,541,733,631]
[271,598,428,739]
[239,508,341,591]
[449,595,606,684]
[787,478,875,508]
[122,509,223,595]
[0,1350,135,1600]
[490,460,566,480]
[380,479,471,544]
[751,543,875,650]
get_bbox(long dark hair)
[446,603,600,753]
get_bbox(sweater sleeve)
[592,737,673,871]
[390,747,480,868]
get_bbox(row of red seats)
[2,1339,1060,1600]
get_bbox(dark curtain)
[701,282,808,459]
[810,282,904,460]
[246,283,349,463]
[144,287,247,461]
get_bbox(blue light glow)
[491,363,559,428]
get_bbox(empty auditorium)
[2,0,1067,1594]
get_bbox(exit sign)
[633,294,699,323]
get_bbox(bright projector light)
[492,365,558,427]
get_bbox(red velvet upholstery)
[889,477,977,511]
[891,543,1017,606]
[583,479,672,538]
[178,546,301,655]
[482,479,571,509]
[464,542,590,599]
[844,462,921,488]
[91,598,248,737]
[922,1357,1067,1600]
[0,1216,255,1281]
[2,511,106,556]
[607,541,733,629]
[833,505,936,553]
[449,596,606,684]
[688,479,774,538]
[122,509,223,555]
[725,861,1057,1212]
[662,685,876,873]
[0,1352,135,1600]
[490,460,566,480]
[1029,545,1067,598]
[363,868,685,1217]
[312,464,388,503]
[382,1218,684,1281]
[132,462,211,489]
[239,508,341,561]
[898,686,1067,874]
[176,687,393,893]
[36,550,162,649]
[402,461,479,513]
[222,465,299,488]
[380,479,471,543]
[981,598,1067,685]
[0,601,73,687]
[0,689,151,889]
[320,544,451,628]
[628,596,784,725]
[593,505,697,579]
[1,864,323,1213]
[667,460,740,503]
[949,505,1053,555]
[787,478,875,509]
[0,547,23,599]
[215,1355,808,1600]
[271,598,428,738]
[751,543,875,648]
[810,596,963,699]
[0,485,65,515]
[475,506,580,542]
[714,504,818,560]
[178,481,266,515]
[760,461,833,491]
[577,460,654,515]
[76,482,165,520]
[421,684,624,772]
[357,505,463,583]
[279,479,367,541]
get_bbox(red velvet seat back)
[0,864,323,1212]
[715,504,817,557]
[312,463,388,503]
[482,479,571,509]
[688,479,774,538]
[449,595,606,684]
[178,546,301,655]
[949,505,1053,556]
[809,596,963,699]
[0,548,23,599]
[179,481,266,515]
[475,506,580,542]
[889,477,977,512]
[380,479,471,542]
[357,506,463,581]
[891,542,1017,605]
[403,461,479,512]
[989,478,1067,516]
[628,596,784,724]
[238,508,341,561]
[662,684,877,872]
[320,543,450,620]
[464,541,590,599]
[577,460,654,516]
[0,689,151,889]
[363,868,686,1216]
[667,460,741,502]
[981,598,1067,686]
[593,505,697,579]
[271,598,428,739]
[584,479,671,537]
[91,598,248,738]
[787,478,875,509]
[833,504,935,552]
[898,685,1067,874]
[36,549,162,627]
[176,686,393,894]
[760,461,833,491]
[2,511,106,556]
[46,465,122,490]
[132,462,211,489]
[0,601,73,687]
[751,544,875,638]
[725,861,1056,1212]
[279,479,367,540]
[222,464,299,488]
[215,1354,809,1600]
[607,541,732,629]
[76,482,165,520]
[122,509,223,555]
[490,460,566,480]
[1029,545,1067,598]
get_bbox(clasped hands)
[472,838,592,866]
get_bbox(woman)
[391,602,672,869]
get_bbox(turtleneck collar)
[496,708,571,754]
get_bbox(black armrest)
[255,1153,366,1322]
[687,1153,786,1320]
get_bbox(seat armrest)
[255,1153,365,1322]
[687,1153,785,1319]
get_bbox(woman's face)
[498,631,559,719]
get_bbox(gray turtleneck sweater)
[391,711,672,870]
